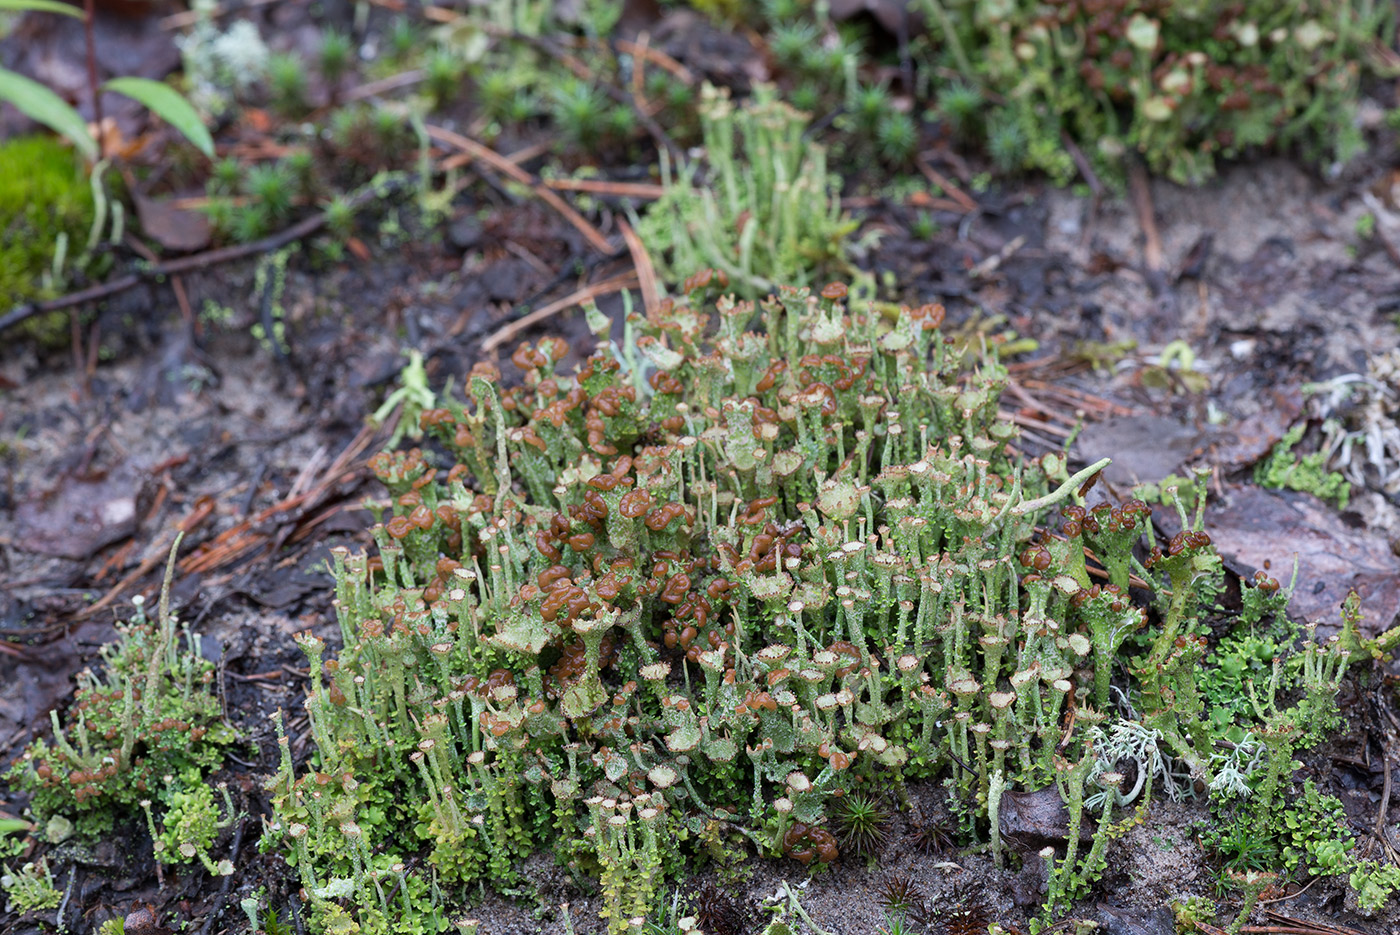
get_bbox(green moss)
[147,777,235,875]
[0,858,62,913]
[0,135,95,340]
[6,571,235,851]
[1254,422,1350,508]
[1206,778,1400,914]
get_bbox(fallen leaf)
[14,462,149,560]
[999,786,1093,843]
[1200,484,1400,635]
[242,107,272,133]
[1074,414,1212,488]
[134,193,211,252]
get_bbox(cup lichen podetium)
[266,274,1364,933]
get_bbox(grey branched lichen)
[176,1,271,117]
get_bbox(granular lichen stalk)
[259,275,1370,933]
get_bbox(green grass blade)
[104,76,214,158]
[0,0,84,16]
[0,67,97,161]
[0,818,33,836]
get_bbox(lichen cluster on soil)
[4,88,1400,935]
[3,152,1398,935]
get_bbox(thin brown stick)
[169,194,259,210]
[438,139,551,173]
[630,31,651,104]
[1,274,138,332]
[1262,909,1372,935]
[1258,877,1320,906]
[541,178,666,199]
[125,232,199,337]
[342,70,427,103]
[227,669,294,683]
[1000,409,1072,439]
[1019,379,1136,415]
[425,124,613,254]
[1061,131,1104,200]
[1129,160,1165,273]
[482,273,639,355]
[618,219,660,318]
[915,156,978,213]
[969,234,1026,279]
[84,317,101,382]
[616,38,695,85]
[420,5,457,22]
[1002,380,1082,428]
[76,531,182,621]
[1082,556,1153,592]
[69,308,86,396]
[1376,751,1394,842]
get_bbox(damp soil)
[4,23,1400,935]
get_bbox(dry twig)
[1129,160,1165,273]
[542,178,666,200]
[618,219,660,318]
[424,124,613,254]
[915,156,978,213]
[481,272,639,354]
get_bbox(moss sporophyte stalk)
[261,276,1377,933]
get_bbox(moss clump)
[0,136,94,306]
[922,0,1395,185]
[6,587,235,853]
[1253,422,1350,509]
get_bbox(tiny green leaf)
[104,77,215,158]
[0,66,97,161]
[0,818,33,836]
[0,0,83,17]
